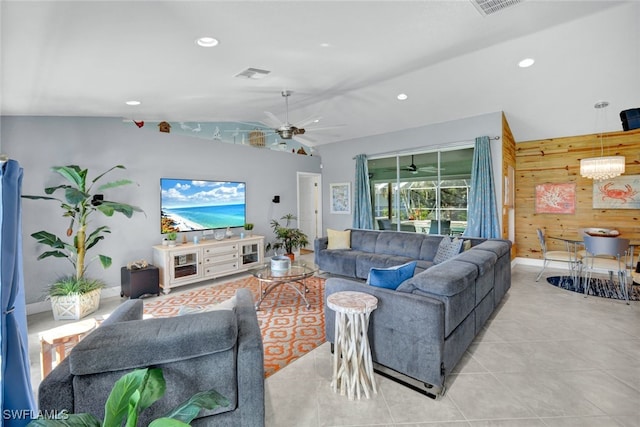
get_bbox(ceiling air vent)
[234,67,271,79]
[470,0,524,16]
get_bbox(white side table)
[327,291,378,400]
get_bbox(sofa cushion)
[367,261,417,290]
[473,240,511,258]
[350,229,380,251]
[327,229,351,250]
[318,248,361,277]
[433,236,463,264]
[374,232,425,259]
[398,259,478,297]
[355,253,414,279]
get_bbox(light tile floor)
[27,264,640,426]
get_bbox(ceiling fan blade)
[294,115,323,128]
[263,111,283,128]
[293,135,317,146]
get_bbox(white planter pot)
[51,288,101,321]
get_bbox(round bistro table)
[327,291,378,400]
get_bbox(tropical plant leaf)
[148,418,191,427]
[91,165,125,186]
[98,254,112,269]
[161,389,229,423]
[22,194,60,201]
[27,413,102,426]
[31,230,66,248]
[85,226,110,251]
[135,368,166,417]
[98,201,143,218]
[102,368,149,427]
[64,187,90,205]
[52,166,86,189]
[44,184,73,195]
[37,250,69,260]
[98,179,135,191]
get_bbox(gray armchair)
[38,288,264,426]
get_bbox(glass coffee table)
[251,261,318,310]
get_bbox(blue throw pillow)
[367,261,417,290]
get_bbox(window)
[368,147,473,235]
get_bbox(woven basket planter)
[51,288,101,321]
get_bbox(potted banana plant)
[23,165,143,320]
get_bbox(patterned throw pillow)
[367,261,417,290]
[433,237,463,264]
[327,229,351,250]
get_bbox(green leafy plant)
[28,367,228,427]
[166,231,178,241]
[23,165,143,290]
[243,223,254,231]
[46,275,105,297]
[266,214,309,255]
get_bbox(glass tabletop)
[250,260,318,282]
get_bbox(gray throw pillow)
[433,236,463,264]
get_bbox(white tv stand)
[152,235,264,294]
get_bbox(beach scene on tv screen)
[161,179,246,233]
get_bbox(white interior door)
[297,172,322,250]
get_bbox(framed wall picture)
[330,182,351,214]
[592,174,640,209]
[535,182,576,214]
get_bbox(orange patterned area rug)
[142,275,326,378]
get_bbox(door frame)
[296,172,322,250]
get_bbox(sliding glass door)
[368,147,473,235]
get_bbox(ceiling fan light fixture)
[196,37,219,47]
[518,58,535,68]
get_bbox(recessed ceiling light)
[397,93,408,101]
[518,58,535,68]
[320,43,331,48]
[125,100,141,106]
[196,37,219,47]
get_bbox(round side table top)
[327,291,378,314]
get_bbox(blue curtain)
[1,160,36,425]
[352,154,373,229]
[464,137,501,238]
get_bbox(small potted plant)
[23,164,143,320]
[266,214,309,261]
[166,231,178,246]
[244,223,254,236]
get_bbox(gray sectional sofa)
[315,229,511,397]
[38,288,265,426]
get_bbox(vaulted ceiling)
[2,1,638,146]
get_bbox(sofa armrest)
[234,289,265,426]
[324,278,445,345]
[314,236,328,253]
[69,309,238,375]
[38,356,75,414]
[100,299,144,326]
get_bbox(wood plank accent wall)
[515,128,640,260]
[501,113,517,258]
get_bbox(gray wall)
[315,111,504,232]
[1,116,321,305]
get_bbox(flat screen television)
[160,178,246,233]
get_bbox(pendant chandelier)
[580,101,625,181]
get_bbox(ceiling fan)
[398,155,443,174]
[260,90,326,144]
